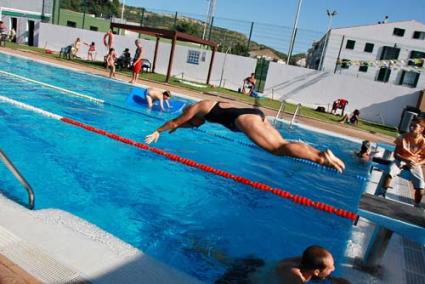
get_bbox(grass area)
[3,41,398,138]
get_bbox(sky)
[125,0,425,33]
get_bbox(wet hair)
[359,140,371,154]
[299,245,331,271]
[109,48,115,54]
[412,117,425,128]
[163,90,171,98]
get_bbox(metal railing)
[274,100,286,124]
[290,103,302,128]
[0,149,35,209]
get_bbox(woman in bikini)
[145,100,345,172]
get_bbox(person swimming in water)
[145,100,345,172]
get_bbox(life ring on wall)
[103,31,113,49]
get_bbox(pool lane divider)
[0,70,367,181]
[0,95,359,222]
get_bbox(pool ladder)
[274,101,302,128]
[0,149,35,209]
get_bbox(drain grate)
[0,227,88,283]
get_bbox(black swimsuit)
[204,102,265,132]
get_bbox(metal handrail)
[274,100,286,124]
[289,103,302,128]
[0,149,35,209]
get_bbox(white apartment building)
[0,0,53,45]
[306,20,425,89]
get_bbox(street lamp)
[318,9,337,71]
[202,0,216,40]
[287,0,303,65]
[120,0,126,23]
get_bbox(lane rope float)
[0,95,359,222]
[0,70,367,181]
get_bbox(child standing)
[106,48,117,78]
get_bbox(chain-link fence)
[55,2,324,62]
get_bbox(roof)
[110,23,218,48]
[333,19,425,31]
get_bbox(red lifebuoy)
[103,31,113,49]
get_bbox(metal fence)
[56,3,324,61]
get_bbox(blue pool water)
[0,53,369,282]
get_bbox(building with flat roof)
[306,20,425,89]
[0,0,53,45]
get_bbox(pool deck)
[0,47,423,283]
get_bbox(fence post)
[82,0,86,29]
[208,16,214,40]
[140,8,145,27]
[173,11,178,28]
[247,21,254,51]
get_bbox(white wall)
[37,23,256,91]
[264,62,421,127]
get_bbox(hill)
[59,0,304,61]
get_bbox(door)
[11,17,17,42]
[28,20,34,46]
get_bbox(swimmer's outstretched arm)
[145,104,199,144]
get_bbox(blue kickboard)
[127,88,186,113]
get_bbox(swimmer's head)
[163,90,172,100]
[360,140,371,153]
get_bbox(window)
[359,64,368,72]
[393,28,405,37]
[376,67,391,82]
[380,46,400,60]
[187,50,200,65]
[409,51,425,67]
[66,21,76,28]
[412,31,425,40]
[399,71,420,88]
[364,43,374,53]
[89,26,98,31]
[346,40,355,49]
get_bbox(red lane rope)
[61,117,358,222]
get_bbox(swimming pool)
[0,52,368,282]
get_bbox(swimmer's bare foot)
[322,149,345,173]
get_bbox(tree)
[231,43,249,56]
[175,21,200,36]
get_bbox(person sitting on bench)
[382,117,425,207]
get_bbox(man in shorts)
[130,39,143,84]
[382,117,425,207]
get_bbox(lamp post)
[202,0,216,40]
[287,0,303,65]
[318,9,337,71]
[120,0,126,23]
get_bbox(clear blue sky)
[126,0,425,32]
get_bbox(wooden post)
[207,46,216,85]
[166,34,177,82]
[152,36,160,73]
